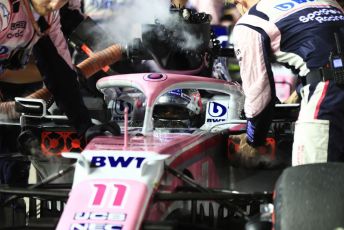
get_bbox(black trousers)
[0,81,42,187]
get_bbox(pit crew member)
[229,0,344,166]
[0,0,93,133]
[0,0,94,190]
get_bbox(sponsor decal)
[8,21,26,38]
[90,184,127,207]
[70,223,122,230]
[206,101,228,123]
[168,89,182,96]
[235,48,242,62]
[91,156,146,168]
[6,29,23,38]
[112,99,133,121]
[74,212,126,221]
[208,102,227,117]
[246,120,255,143]
[206,118,226,122]
[274,0,315,11]
[168,89,192,101]
[11,21,26,30]
[0,46,9,59]
[235,48,241,57]
[0,2,9,32]
[299,8,344,23]
[114,100,133,115]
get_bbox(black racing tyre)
[274,163,344,230]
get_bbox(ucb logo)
[208,102,227,117]
[114,100,133,115]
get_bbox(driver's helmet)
[153,89,201,127]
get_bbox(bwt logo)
[91,156,145,168]
[208,102,227,117]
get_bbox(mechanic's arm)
[33,11,92,135]
[233,25,275,147]
[59,0,85,36]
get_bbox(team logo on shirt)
[7,21,26,38]
[0,46,9,59]
[0,2,10,32]
[299,8,344,24]
[274,0,315,11]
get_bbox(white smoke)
[102,0,171,44]
[91,0,206,51]
[179,28,204,50]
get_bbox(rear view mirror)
[15,97,46,117]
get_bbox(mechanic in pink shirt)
[0,0,94,192]
[0,0,92,133]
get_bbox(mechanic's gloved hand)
[85,120,121,143]
[17,130,43,158]
[283,90,300,104]
[229,134,274,168]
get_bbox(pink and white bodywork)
[56,73,244,230]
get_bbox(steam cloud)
[89,0,206,51]
[102,0,171,44]
[179,29,204,50]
